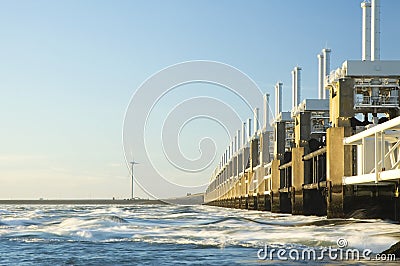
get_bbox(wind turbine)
[129,159,139,200]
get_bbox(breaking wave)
[0,205,399,265]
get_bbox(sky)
[0,0,399,199]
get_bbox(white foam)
[0,204,398,253]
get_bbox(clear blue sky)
[0,0,399,199]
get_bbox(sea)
[0,204,399,265]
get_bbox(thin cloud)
[0,154,46,162]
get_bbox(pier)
[204,0,400,221]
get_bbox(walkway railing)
[343,116,400,185]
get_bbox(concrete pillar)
[271,159,281,213]
[291,147,304,215]
[326,127,352,218]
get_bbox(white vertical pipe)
[291,69,296,110]
[275,82,282,118]
[242,122,246,147]
[236,132,240,177]
[266,93,270,131]
[263,94,267,129]
[322,49,331,99]
[237,130,241,151]
[263,94,270,130]
[295,66,302,104]
[234,135,237,154]
[361,1,371,61]
[247,118,252,141]
[317,53,324,99]
[371,0,380,61]
[253,107,259,134]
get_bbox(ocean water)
[0,204,399,265]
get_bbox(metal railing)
[354,95,399,108]
[343,116,400,185]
